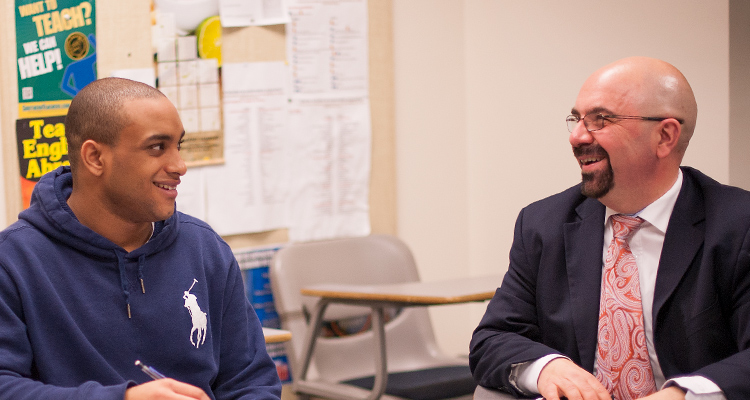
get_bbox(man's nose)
[167,150,187,176]
[569,120,595,147]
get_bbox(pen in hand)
[135,360,167,380]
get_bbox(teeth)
[580,158,601,165]
[155,183,176,190]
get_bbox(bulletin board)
[0,0,396,248]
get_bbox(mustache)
[573,144,609,159]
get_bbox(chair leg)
[366,306,388,400]
[297,299,330,381]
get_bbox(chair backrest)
[270,234,464,383]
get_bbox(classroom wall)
[0,0,396,246]
[393,0,731,356]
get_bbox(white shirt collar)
[604,169,683,233]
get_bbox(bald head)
[65,77,167,170]
[581,57,697,156]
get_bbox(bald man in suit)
[470,57,750,400]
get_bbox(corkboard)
[0,0,395,248]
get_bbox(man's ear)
[79,139,108,177]
[655,118,682,159]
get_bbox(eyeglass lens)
[566,114,605,132]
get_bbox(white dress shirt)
[515,170,725,399]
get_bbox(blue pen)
[135,360,167,380]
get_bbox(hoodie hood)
[19,166,180,260]
[19,166,181,318]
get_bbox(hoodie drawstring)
[115,251,132,319]
[138,254,146,294]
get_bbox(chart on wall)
[14,0,95,208]
[15,0,96,118]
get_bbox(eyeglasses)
[566,113,684,133]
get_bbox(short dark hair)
[64,77,166,169]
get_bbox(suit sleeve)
[469,208,563,396]
[691,226,750,399]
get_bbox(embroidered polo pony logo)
[183,279,207,348]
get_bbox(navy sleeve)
[0,262,132,400]
[692,226,750,398]
[211,259,281,400]
[469,208,561,396]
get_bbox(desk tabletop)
[300,275,501,306]
[262,327,292,344]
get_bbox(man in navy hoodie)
[0,77,282,399]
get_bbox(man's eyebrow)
[571,106,613,116]
[145,133,182,142]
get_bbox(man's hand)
[124,379,211,400]
[537,358,611,400]
[638,386,686,400]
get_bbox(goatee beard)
[581,167,614,198]
[574,145,614,198]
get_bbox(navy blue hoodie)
[0,167,281,399]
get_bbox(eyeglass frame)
[566,113,685,133]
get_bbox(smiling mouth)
[573,144,608,168]
[579,157,603,166]
[154,183,177,190]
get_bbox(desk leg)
[367,305,388,400]
[294,299,390,400]
[296,298,330,382]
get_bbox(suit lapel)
[564,198,606,371]
[561,170,705,371]
[653,172,705,323]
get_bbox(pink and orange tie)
[595,214,657,400]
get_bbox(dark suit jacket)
[469,167,750,399]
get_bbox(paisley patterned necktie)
[595,214,657,400]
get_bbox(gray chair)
[270,234,475,400]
